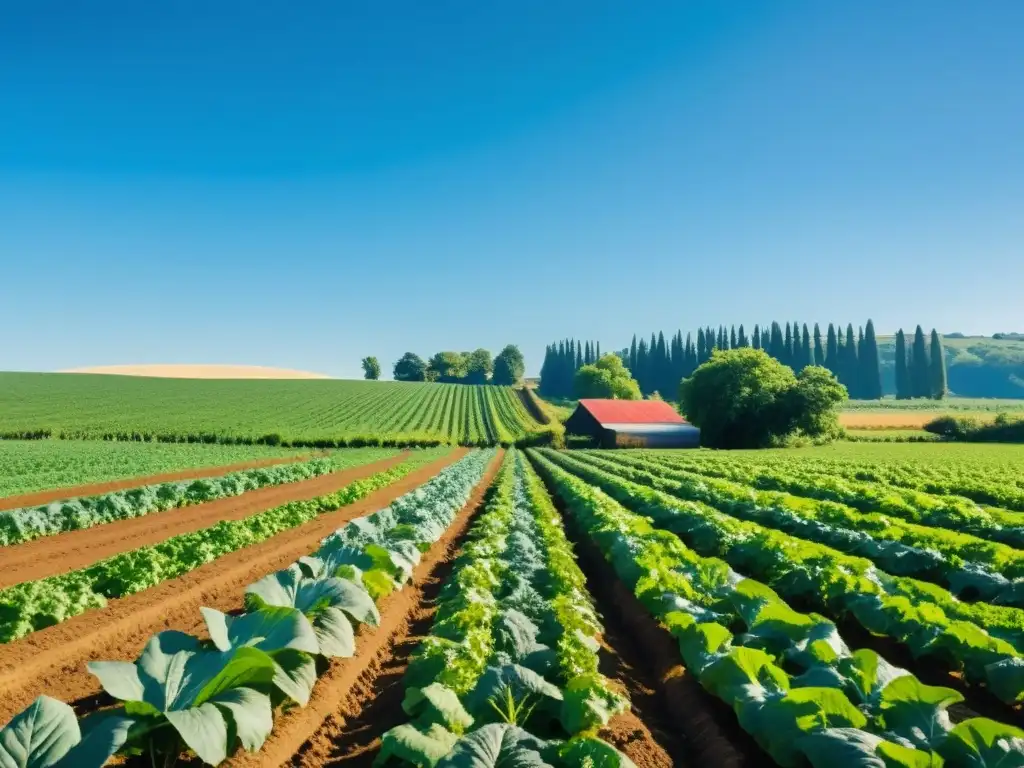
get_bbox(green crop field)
[0,440,310,499]
[0,373,550,446]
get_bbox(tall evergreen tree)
[737,324,748,347]
[812,323,824,367]
[696,328,707,364]
[636,338,649,395]
[894,330,909,399]
[730,325,738,350]
[596,341,601,359]
[861,320,883,400]
[844,324,859,397]
[800,324,812,370]
[684,333,695,376]
[911,325,929,398]
[929,329,947,399]
[707,326,716,353]
[825,324,839,373]
[655,331,668,394]
[783,323,794,367]
[769,322,785,362]
[628,335,638,373]
[752,325,762,350]
[584,341,592,366]
[575,340,583,372]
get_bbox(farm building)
[564,399,700,448]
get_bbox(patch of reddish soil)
[0,448,467,724]
[0,453,409,589]
[227,449,505,768]
[542,474,766,767]
[0,454,315,511]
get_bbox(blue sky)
[2,1,1022,378]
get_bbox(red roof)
[577,399,687,425]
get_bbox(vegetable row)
[377,449,633,767]
[537,449,1024,706]
[0,449,495,767]
[590,450,1024,606]
[529,449,1024,768]
[0,449,447,643]
[0,448,397,547]
[634,450,1024,547]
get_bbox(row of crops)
[0,440,311,499]
[0,373,553,447]
[0,449,497,767]
[5,441,1024,766]
[530,447,1024,766]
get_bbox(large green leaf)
[937,718,1024,767]
[246,566,380,628]
[402,684,474,733]
[164,704,229,766]
[210,688,273,754]
[558,737,637,768]
[796,728,942,768]
[464,665,563,723]
[559,675,628,735]
[269,648,318,707]
[985,658,1024,705]
[0,697,82,768]
[738,688,867,767]
[375,723,459,768]
[838,649,908,706]
[200,606,319,655]
[877,675,960,749]
[700,647,789,705]
[437,724,552,768]
[310,606,356,658]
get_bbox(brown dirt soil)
[0,453,408,589]
[544,479,766,767]
[226,449,505,768]
[0,448,467,724]
[0,454,315,512]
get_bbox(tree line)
[361,346,525,386]
[894,326,947,399]
[537,339,602,399]
[539,320,948,401]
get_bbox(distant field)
[0,440,308,499]
[0,373,547,445]
[844,397,1024,412]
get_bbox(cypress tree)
[813,323,824,367]
[737,324,748,347]
[894,330,909,399]
[584,341,591,366]
[629,335,638,373]
[636,338,649,394]
[539,345,551,394]
[769,322,785,362]
[911,326,929,398]
[783,323,794,367]
[684,333,695,376]
[800,324,812,370]
[575,340,583,372]
[752,325,762,350]
[929,329,947,399]
[844,324,859,397]
[697,328,707,363]
[655,331,668,395]
[706,326,715,353]
[730,325,738,350]
[596,341,601,360]
[825,324,839,373]
[862,320,882,399]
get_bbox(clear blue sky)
[2,1,1022,378]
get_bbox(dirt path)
[515,386,551,424]
[542,478,765,767]
[227,450,505,768]
[0,448,468,724]
[0,453,316,511]
[0,453,410,589]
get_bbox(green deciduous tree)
[393,352,428,382]
[492,344,525,386]
[361,356,381,380]
[574,354,641,400]
[679,348,847,448]
[428,351,468,383]
[464,348,493,384]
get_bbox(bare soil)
[839,412,945,429]
[227,449,505,768]
[0,453,409,589]
[0,454,314,512]
[0,448,466,724]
